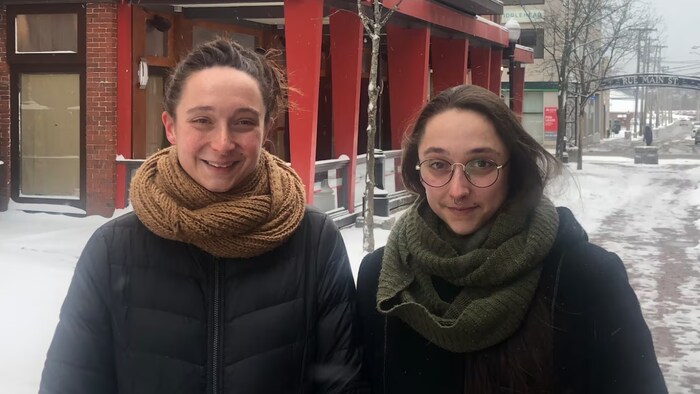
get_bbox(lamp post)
[505,18,521,111]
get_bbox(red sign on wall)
[544,107,558,131]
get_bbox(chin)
[201,180,237,193]
[443,221,474,236]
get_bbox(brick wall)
[0,6,9,212]
[85,3,118,217]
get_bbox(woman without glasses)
[39,38,365,394]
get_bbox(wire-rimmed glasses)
[415,158,507,188]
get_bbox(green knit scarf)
[377,197,559,353]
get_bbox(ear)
[163,111,176,145]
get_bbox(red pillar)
[469,46,491,90]
[115,2,132,209]
[284,0,323,203]
[512,66,525,119]
[489,47,503,95]
[431,36,469,95]
[387,25,430,149]
[330,10,363,213]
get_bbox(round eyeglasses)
[415,158,507,188]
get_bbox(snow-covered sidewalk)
[2,157,700,393]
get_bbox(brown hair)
[401,84,561,212]
[164,38,287,128]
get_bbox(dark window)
[502,0,545,5]
[520,29,544,59]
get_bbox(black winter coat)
[40,207,365,393]
[357,207,667,394]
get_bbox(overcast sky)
[644,0,700,75]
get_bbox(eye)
[237,118,257,126]
[427,159,451,171]
[231,118,259,130]
[191,118,212,126]
[467,159,496,170]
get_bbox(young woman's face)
[163,66,265,193]
[417,109,510,236]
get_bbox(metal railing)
[117,150,410,220]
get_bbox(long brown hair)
[164,38,287,129]
[401,85,561,213]
[402,85,561,392]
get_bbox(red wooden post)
[330,10,363,213]
[387,25,430,149]
[469,46,491,90]
[431,36,469,95]
[284,0,324,203]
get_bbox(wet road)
[560,130,700,393]
[584,122,700,159]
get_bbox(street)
[555,125,700,392]
[584,121,700,158]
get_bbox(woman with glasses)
[356,85,666,393]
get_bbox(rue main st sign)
[599,74,700,90]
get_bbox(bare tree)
[568,0,652,169]
[356,0,401,252]
[531,0,651,161]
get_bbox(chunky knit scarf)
[129,146,306,258]
[377,197,559,353]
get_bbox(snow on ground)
[1,155,700,393]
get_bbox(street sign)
[599,74,700,90]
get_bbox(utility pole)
[631,27,655,137]
[651,45,667,127]
[640,35,655,130]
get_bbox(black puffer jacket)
[40,207,365,393]
[357,207,667,393]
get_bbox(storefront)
[0,0,532,217]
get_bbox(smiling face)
[418,109,510,235]
[163,66,266,193]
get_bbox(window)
[144,72,168,157]
[501,0,545,5]
[193,27,257,50]
[522,92,544,143]
[18,74,81,198]
[8,5,86,208]
[16,13,78,53]
[519,29,544,59]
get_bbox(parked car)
[695,132,700,145]
[692,121,700,137]
[678,119,691,127]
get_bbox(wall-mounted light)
[505,18,522,111]
[138,58,149,89]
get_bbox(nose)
[447,164,470,201]
[210,125,236,152]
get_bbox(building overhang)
[116,0,510,47]
[432,0,503,16]
[514,44,534,64]
[0,0,511,48]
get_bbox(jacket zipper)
[211,260,222,394]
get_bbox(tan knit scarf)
[129,146,306,258]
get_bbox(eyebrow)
[185,106,262,118]
[421,146,502,156]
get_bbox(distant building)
[500,0,608,149]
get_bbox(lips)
[448,206,477,214]
[203,159,236,169]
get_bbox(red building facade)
[0,0,533,217]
